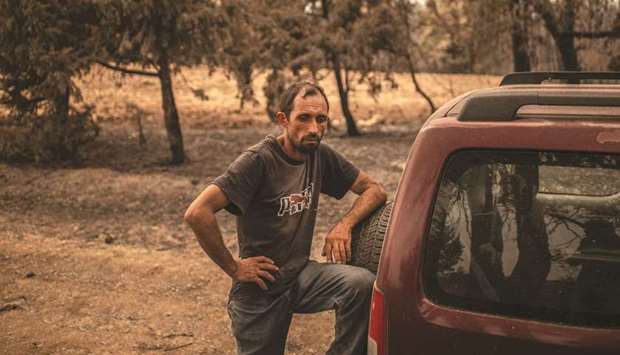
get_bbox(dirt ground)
[0,120,418,355]
[1,69,499,354]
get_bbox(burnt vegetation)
[1,0,619,163]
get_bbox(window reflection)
[424,150,620,327]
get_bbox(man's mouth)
[303,136,319,143]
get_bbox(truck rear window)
[423,149,620,328]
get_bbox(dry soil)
[1,70,499,354]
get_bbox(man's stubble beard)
[287,131,321,154]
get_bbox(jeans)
[227,261,375,355]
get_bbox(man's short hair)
[279,81,329,118]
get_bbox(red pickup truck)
[352,72,620,355]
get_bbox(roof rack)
[500,71,620,86]
[457,88,620,121]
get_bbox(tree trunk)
[332,57,360,137]
[558,0,580,71]
[158,52,185,165]
[264,67,285,123]
[466,165,505,300]
[320,0,359,136]
[53,81,71,122]
[536,0,581,71]
[507,165,551,303]
[510,0,531,72]
[405,54,436,113]
[557,34,580,71]
[51,80,74,160]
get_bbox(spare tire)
[350,201,393,274]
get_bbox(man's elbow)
[184,204,210,226]
[183,206,197,226]
[373,183,387,205]
[379,185,388,204]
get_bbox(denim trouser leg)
[227,261,375,355]
[292,261,375,355]
[227,290,292,355]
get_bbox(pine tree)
[95,0,225,165]
[0,0,100,162]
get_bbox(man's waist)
[229,259,308,298]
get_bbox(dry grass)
[76,65,500,129]
[1,67,505,354]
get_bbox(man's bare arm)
[322,170,387,263]
[184,184,278,290]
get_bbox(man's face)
[284,93,329,154]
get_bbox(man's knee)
[343,266,375,295]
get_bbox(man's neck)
[277,134,306,162]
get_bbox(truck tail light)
[368,283,386,355]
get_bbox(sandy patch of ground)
[1,71,499,354]
[1,122,416,354]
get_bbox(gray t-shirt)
[212,135,359,296]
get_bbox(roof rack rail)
[500,71,620,86]
[457,88,620,121]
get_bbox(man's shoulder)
[317,141,337,155]
[223,137,274,172]
[245,135,278,161]
[318,141,347,161]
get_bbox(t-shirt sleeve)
[320,144,360,199]
[211,151,264,215]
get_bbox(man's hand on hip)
[322,222,353,264]
[233,256,279,290]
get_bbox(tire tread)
[350,201,393,274]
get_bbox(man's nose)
[308,119,320,134]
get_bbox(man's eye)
[317,116,328,123]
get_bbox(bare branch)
[566,31,620,39]
[533,0,560,40]
[96,61,159,77]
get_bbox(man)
[184,81,387,355]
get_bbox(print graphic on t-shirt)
[278,183,314,216]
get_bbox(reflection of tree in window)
[504,164,551,304]
[426,178,464,276]
[426,150,620,326]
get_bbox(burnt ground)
[0,120,419,354]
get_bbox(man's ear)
[276,112,288,127]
